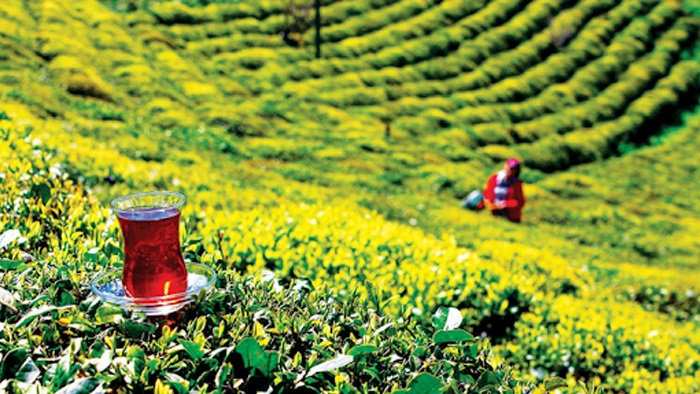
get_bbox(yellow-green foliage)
[190,202,583,337]
[182,81,219,98]
[498,296,700,393]
[481,145,522,163]
[49,56,113,101]
[213,48,283,71]
[0,129,106,264]
[0,0,699,391]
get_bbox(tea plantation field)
[0,0,699,392]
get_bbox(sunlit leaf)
[95,304,122,325]
[163,372,188,393]
[15,357,41,384]
[179,340,205,360]
[0,287,17,312]
[96,350,112,373]
[307,355,354,377]
[431,307,462,330]
[55,378,102,394]
[15,305,61,329]
[0,229,20,249]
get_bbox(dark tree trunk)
[315,0,321,58]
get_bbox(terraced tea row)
[306,0,436,44]
[186,0,524,83]
[269,0,667,111]
[263,0,532,78]
[177,0,411,56]
[164,0,437,46]
[283,0,593,100]
[148,0,341,26]
[381,0,662,101]
[378,0,674,110]
[162,0,410,58]
[465,15,696,144]
[516,60,700,171]
[454,5,681,125]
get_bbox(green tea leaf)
[127,346,146,361]
[475,370,500,388]
[120,319,156,338]
[432,329,475,345]
[59,290,77,307]
[215,365,232,391]
[235,338,278,377]
[31,182,51,204]
[348,345,379,357]
[0,259,24,270]
[403,373,442,394]
[468,344,479,358]
[95,304,122,324]
[179,340,205,360]
[412,347,426,357]
[544,377,568,390]
[85,248,100,263]
[431,307,462,330]
[236,337,265,368]
[103,241,122,259]
[15,305,61,329]
[55,378,102,394]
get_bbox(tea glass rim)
[111,190,185,215]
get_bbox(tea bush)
[498,296,700,392]
[454,1,676,125]
[309,0,434,45]
[0,128,546,393]
[1,0,699,391]
[622,285,700,323]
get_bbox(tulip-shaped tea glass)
[91,191,215,316]
[112,191,188,299]
[91,191,217,316]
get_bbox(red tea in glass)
[112,191,188,300]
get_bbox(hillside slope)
[1,0,699,392]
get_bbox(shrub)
[622,285,700,322]
[499,296,700,392]
[150,2,210,25]
[0,131,543,392]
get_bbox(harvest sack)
[461,190,484,211]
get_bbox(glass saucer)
[91,263,217,316]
